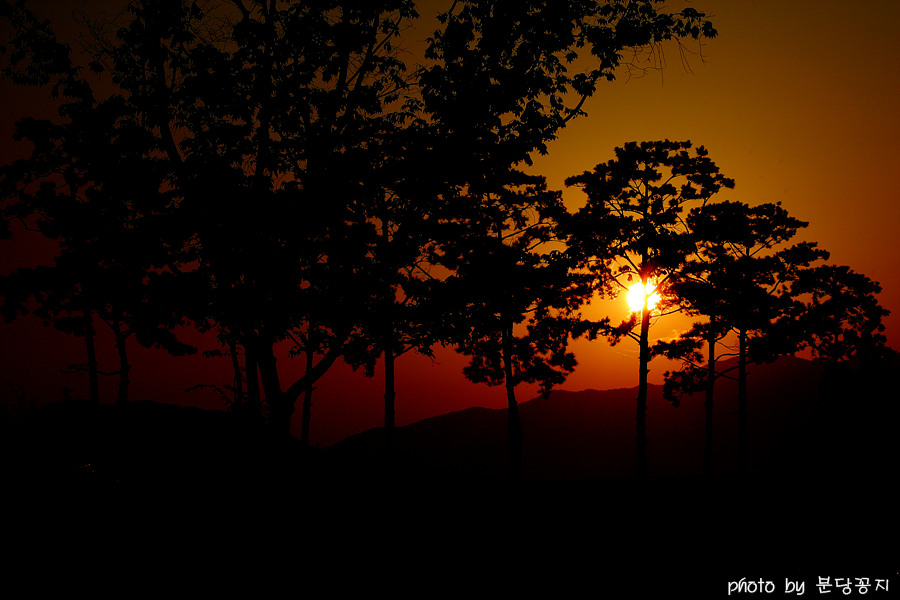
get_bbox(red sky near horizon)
[2,0,898,447]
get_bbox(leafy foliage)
[566,140,735,342]
[659,201,828,400]
[439,172,594,397]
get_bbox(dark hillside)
[332,356,872,482]
[2,356,896,595]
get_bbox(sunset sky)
[2,0,898,447]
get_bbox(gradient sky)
[2,0,898,446]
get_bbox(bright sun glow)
[626,281,660,313]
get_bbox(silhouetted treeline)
[0,1,892,483]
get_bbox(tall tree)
[337,119,448,454]
[1,5,195,402]
[566,140,734,477]
[657,200,829,473]
[437,171,594,482]
[774,264,891,367]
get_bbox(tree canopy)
[565,139,734,476]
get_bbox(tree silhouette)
[566,140,734,477]
[333,120,449,454]
[0,9,194,403]
[438,171,594,482]
[775,264,891,366]
[658,200,831,473]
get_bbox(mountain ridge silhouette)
[331,355,896,483]
[4,354,896,490]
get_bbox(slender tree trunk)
[380,225,396,455]
[300,340,314,448]
[244,1,278,431]
[704,326,717,477]
[257,336,290,435]
[501,315,522,483]
[737,327,748,474]
[636,295,651,478]
[228,333,244,409]
[383,325,396,455]
[283,342,344,406]
[111,317,130,405]
[244,337,262,419]
[83,309,100,404]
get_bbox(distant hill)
[4,355,896,490]
[3,355,896,590]
[330,355,899,483]
[1,398,314,492]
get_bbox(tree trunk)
[83,309,100,404]
[111,317,130,405]
[737,327,748,474]
[300,341,314,448]
[501,315,522,483]
[256,336,291,435]
[383,327,396,455]
[228,333,244,409]
[283,342,344,407]
[704,325,717,477]
[244,337,262,419]
[636,295,651,478]
[380,224,397,456]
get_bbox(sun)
[626,281,660,313]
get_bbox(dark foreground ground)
[2,391,897,598]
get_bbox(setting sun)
[626,281,660,313]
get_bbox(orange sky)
[2,0,898,446]
[548,0,900,395]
